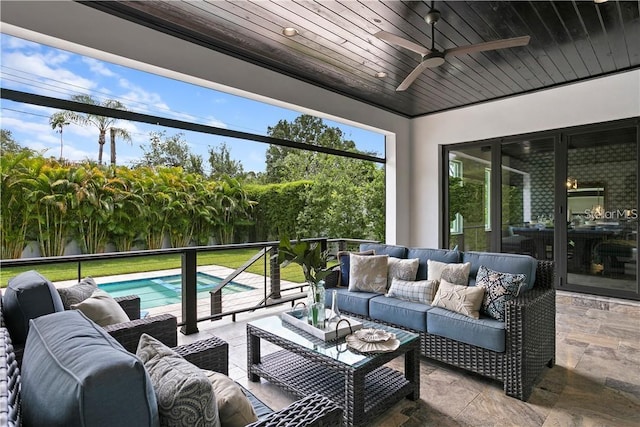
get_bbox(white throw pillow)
[386,278,439,304]
[71,288,130,326]
[349,254,389,293]
[427,260,471,286]
[204,371,258,427]
[432,279,484,319]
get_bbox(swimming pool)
[99,272,254,310]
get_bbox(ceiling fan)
[375,1,531,92]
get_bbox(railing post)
[181,249,199,335]
[210,289,222,322]
[270,247,281,299]
[320,238,328,269]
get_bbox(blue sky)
[0,33,384,173]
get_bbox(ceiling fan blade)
[374,30,431,56]
[396,61,432,92]
[444,35,530,58]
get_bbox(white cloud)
[82,57,117,78]
[2,36,41,51]
[205,116,228,129]
[2,51,96,97]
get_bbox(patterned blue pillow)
[476,265,525,321]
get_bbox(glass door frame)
[440,117,639,301]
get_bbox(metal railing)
[0,238,376,334]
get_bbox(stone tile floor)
[178,291,640,426]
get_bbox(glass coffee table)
[247,316,420,427]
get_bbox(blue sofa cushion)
[369,296,431,332]
[2,270,64,345]
[359,243,408,259]
[427,307,506,352]
[324,288,379,317]
[407,248,461,280]
[462,251,537,291]
[21,310,159,427]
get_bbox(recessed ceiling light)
[375,71,387,78]
[594,0,608,3]
[282,27,298,37]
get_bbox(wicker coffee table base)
[247,323,420,427]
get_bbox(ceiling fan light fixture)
[282,27,298,37]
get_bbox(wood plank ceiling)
[86,1,640,118]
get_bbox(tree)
[265,115,356,183]
[208,142,244,179]
[49,114,70,160]
[50,94,131,165]
[0,129,31,156]
[137,131,204,175]
[263,114,385,240]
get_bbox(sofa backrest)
[407,248,461,280]
[462,251,537,291]
[359,243,408,258]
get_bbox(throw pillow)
[57,277,98,310]
[71,289,130,327]
[387,257,419,286]
[476,265,525,321]
[2,270,65,344]
[348,254,389,293]
[432,279,484,319]
[427,260,471,286]
[137,334,221,427]
[204,371,258,427]
[337,250,375,287]
[386,278,439,304]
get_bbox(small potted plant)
[278,237,332,327]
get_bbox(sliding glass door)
[448,145,492,252]
[565,126,638,294]
[442,118,639,300]
[500,137,555,260]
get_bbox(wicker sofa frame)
[337,260,555,401]
[0,321,343,426]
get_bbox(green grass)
[0,248,336,287]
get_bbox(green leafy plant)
[277,237,331,287]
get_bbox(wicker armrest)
[324,268,340,288]
[173,336,229,375]
[103,313,177,354]
[246,393,343,427]
[114,295,141,320]
[504,264,556,400]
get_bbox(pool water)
[99,272,253,310]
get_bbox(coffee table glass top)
[248,315,419,368]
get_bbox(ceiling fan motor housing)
[423,51,445,67]
[425,9,441,25]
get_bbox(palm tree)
[49,114,69,160]
[50,95,131,165]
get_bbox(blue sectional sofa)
[328,243,555,401]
